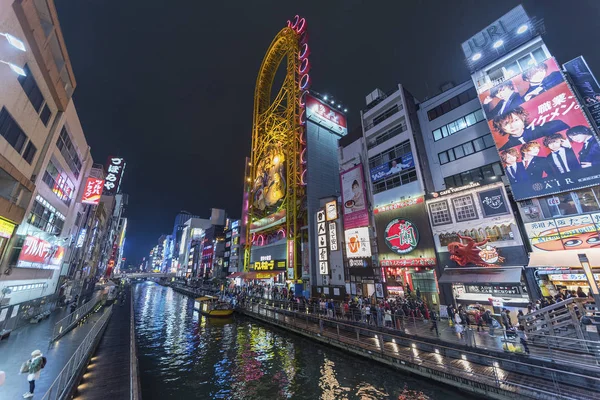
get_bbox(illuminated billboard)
[340,164,369,229]
[344,227,371,258]
[524,211,600,252]
[306,95,348,136]
[480,58,600,200]
[251,143,286,215]
[564,56,600,128]
[104,157,126,195]
[81,177,104,205]
[370,152,414,183]
[17,235,64,269]
[374,197,436,267]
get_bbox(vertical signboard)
[104,157,126,195]
[81,177,105,205]
[563,56,600,129]
[316,209,328,275]
[340,164,369,229]
[479,58,600,200]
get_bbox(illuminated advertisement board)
[306,95,348,136]
[0,218,16,239]
[340,164,369,229]
[524,213,600,252]
[81,177,104,205]
[480,58,600,200]
[104,157,126,195]
[563,56,600,129]
[370,152,414,183]
[250,144,286,219]
[374,197,436,267]
[426,182,527,267]
[17,235,64,269]
[344,227,371,258]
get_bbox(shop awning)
[438,267,523,285]
[227,272,244,279]
[245,271,285,280]
[528,249,600,268]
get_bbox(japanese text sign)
[104,157,126,195]
[81,177,104,205]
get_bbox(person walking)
[516,325,530,354]
[21,349,45,398]
[430,309,439,336]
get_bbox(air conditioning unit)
[365,89,386,106]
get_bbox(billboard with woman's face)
[340,164,369,230]
[479,58,600,200]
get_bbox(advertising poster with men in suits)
[478,58,600,201]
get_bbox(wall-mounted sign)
[370,152,414,183]
[430,182,482,198]
[16,235,64,270]
[0,218,16,239]
[325,200,337,221]
[328,222,338,251]
[76,228,87,248]
[250,210,286,233]
[548,273,600,281]
[306,95,348,136]
[564,56,600,128]
[81,177,104,205]
[104,157,126,195]
[477,188,509,217]
[344,227,372,258]
[384,218,419,255]
[253,258,286,271]
[317,208,328,275]
[340,164,369,229]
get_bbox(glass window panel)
[473,137,485,151]
[483,134,496,148]
[532,48,547,63]
[439,152,449,164]
[465,112,477,126]
[463,142,475,155]
[457,118,467,130]
[441,125,448,137]
[448,150,456,161]
[492,162,504,176]
[504,61,520,78]
[474,109,485,122]
[433,129,442,141]
[454,145,465,159]
[448,122,458,134]
[518,55,536,71]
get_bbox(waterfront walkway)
[0,305,104,399]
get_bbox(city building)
[168,210,200,273]
[224,219,240,275]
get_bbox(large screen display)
[479,58,600,200]
[251,143,286,216]
[340,164,369,229]
[373,197,436,267]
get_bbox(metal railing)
[50,292,104,342]
[241,299,600,400]
[41,306,113,400]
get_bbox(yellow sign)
[254,260,275,271]
[0,219,16,239]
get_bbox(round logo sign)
[384,218,419,255]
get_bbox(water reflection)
[133,283,471,400]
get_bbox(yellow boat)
[194,295,234,317]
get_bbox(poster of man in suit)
[487,58,600,200]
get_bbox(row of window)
[0,107,37,164]
[27,195,66,235]
[373,169,417,195]
[42,160,74,206]
[429,194,479,225]
[521,187,600,220]
[432,109,485,141]
[438,225,514,246]
[369,140,412,170]
[427,87,478,121]
[365,104,401,131]
[18,64,53,126]
[438,133,495,165]
[367,119,407,149]
[7,283,46,293]
[443,162,504,189]
[56,127,82,178]
[486,48,547,87]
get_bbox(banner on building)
[306,95,348,136]
[81,177,105,205]
[563,56,600,129]
[16,235,64,269]
[370,152,414,183]
[340,164,369,230]
[344,227,371,258]
[524,212,600,252]
[479,58,600,200]
[104,157,126,195]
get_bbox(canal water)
[133,282,472,399]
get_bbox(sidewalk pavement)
[0,305,104,399]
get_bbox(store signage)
[525,213,600,252]
[385,218,419,255]
[489,297,504,307]
[547,198,561,206]
[53,174,74,202]
[348,258,372,268]
[374,196,423,214]
[344,227,371,258]
[76,228,87,248]
[81,177,104,205]
[340,164,369,229]
[380,258,436,267]
[465,285,520,295]
[0,219,16,239]
[548,273,600,281]
[253,258,286,271]
[325,200,337,221]
[104,157,126,195]
[306,94,348,136]
[430,182,481,198]
[328,222,338,251]
[249,210,286,233]
[478,188,509,217]
[317,208,328,275]
[17,235,64,269]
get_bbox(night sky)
[53,0,600,264]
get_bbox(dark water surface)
[133,282,471,399]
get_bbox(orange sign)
[81,178,104,204]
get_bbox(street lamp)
[578,254,600,306]
[0,32,26,51]
[0,60,25,76]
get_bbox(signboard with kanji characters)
[480,58,600,200]
[524,213,600,252]
[81,177,105,205]
[16,235,64,269]
[104,157,126,195]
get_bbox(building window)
[429,201,453,226]
[372,169,417,194]
[0,107,28,154]
[452,194,478,222]
[369,140,412,169]
[27,195,66,235]
[427,87,478,121]
[365,104,401,130]
[437,133,495,165]
[18,64,44,112]
[443,162,504,189]
[40,105,52,126]
[56,127,82,178]
[22,141,37,164]
[501,48,548,81]
[367,119,407,149]
[42,160,74,206]
[432,109,485,141]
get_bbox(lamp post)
[0,32,26,76]
[578,254,600,306]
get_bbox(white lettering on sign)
[260,255,272,261]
